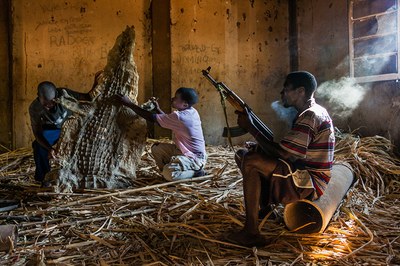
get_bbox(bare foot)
[225,230,268,247]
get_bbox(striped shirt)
[280,98,335,199]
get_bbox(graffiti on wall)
[31,1,108,85]
[174,43,222,85]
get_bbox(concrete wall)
[11,0,152,148]
[347,80,400,149]
[5,0,291,148]
[297,0,349,81]
[297,0,400,151]
[171,0,290,145]
[9,0,398,150]
[0,0,11,151]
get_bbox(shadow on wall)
[318,80,400,153]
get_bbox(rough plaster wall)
[347,81,400,150]
[296,0,350,128]
[297,0,400,151]
[171,0,290,145]
[11,0,152,148]
[0,1,11,150]
[297,0,349,81]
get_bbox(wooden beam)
[0,0,13,150]
[151,0,172,138]
[288,0,298,72]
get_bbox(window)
[349,0,399,82]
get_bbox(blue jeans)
[32,129,61,182]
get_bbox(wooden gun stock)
[222,126,248,137]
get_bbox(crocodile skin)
[49,26,147,192]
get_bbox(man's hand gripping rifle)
[201,66,274,153]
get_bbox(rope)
[217,84,236,154]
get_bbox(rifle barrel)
[202,69,218,86]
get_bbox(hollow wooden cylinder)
[283,163,354,234]
[0,225,18,251]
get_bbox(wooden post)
[0,0,13,150]
[151,0,172,138]
[288,0,298,72]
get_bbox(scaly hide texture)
[48,26,147,192]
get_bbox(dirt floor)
[0,135,399,265]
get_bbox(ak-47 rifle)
[201,66,274,152]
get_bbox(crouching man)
[114,87,207,181]
[29,81,92,185]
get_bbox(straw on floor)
[0,132,399,265]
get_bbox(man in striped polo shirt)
[226,71,335,247]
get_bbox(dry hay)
[0,133,399,265]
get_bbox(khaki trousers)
[151,143,206,181]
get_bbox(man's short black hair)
[285,71,317,98]
[38,81,57,100]
[176,87,199,106]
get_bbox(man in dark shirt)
[29,81,92,184]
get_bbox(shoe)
[193,169,206,177]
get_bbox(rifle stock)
[222,126,248,138]
[201,66,274,145]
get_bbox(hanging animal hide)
[48,26,147,192]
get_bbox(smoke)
[376,6,396,35]
[316,77,367,118]
[353,6,396,77]
[271,77,368,122]
[315,6,395,118]
[271,100,298,126]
